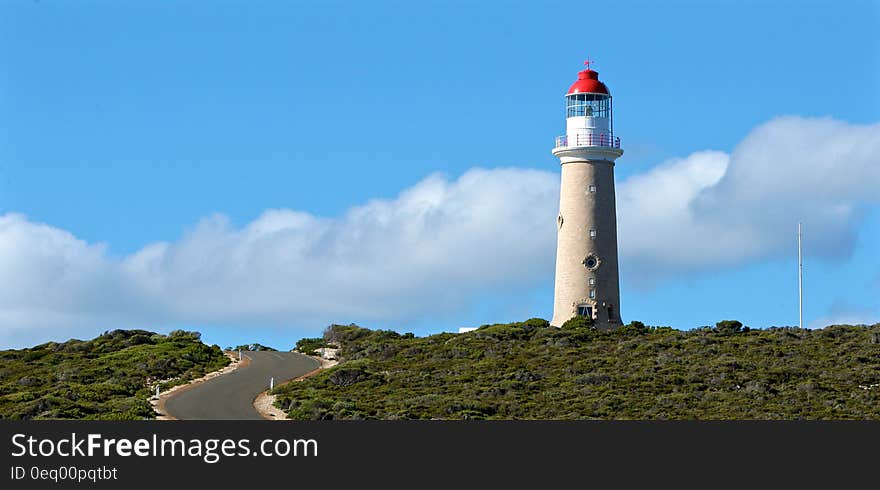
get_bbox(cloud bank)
[0,168,560,346]
[619,116,880,276]
[1,116,878,346]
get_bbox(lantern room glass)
[565,93,611,118]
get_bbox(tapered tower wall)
[550,155,621,328]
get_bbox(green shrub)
[227,343,277,352]
[561,315,594,330]
[715,320,745,335]
[295,338,329,356]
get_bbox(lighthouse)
[550,61,624,329]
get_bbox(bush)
[324,324,370,345]
[168,330,201,341]
[228,343,277,352]
[714,320,744,335]
[328,368,371,387]
[561,315,595,330]
[296,338,329,356]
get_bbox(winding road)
[164,351,320,420]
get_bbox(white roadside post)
[270,377,274,391]
[238,350,242,362]
[155,385,160,398]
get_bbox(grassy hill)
[0,329,229,420]
[273,319,880,419]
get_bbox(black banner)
[1,421,876,487]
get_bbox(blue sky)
[0,0,878,349]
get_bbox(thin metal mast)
[798,222,803,329]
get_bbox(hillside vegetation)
[227,343,278,352]
[273,319,880,419]
[0,329,229,419]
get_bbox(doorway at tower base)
[550,312,623,330]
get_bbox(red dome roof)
[567,69,609,95]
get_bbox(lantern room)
[556,62,619,150]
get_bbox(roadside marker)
[270,377,274,390]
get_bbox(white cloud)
[0,168,559,347]
[619,116,880,279]
[617,150,731,274]
[692,116,880,259]
[1,116,878,347]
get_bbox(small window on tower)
[577,305,593,318]
[589,184,596,193]
[590,229,597,238]
[589,288,596,299]
[589,277,595,285]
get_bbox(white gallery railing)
[555,133,621,149]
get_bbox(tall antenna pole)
[798,222,803,329]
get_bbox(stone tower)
[550,61,624,329]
